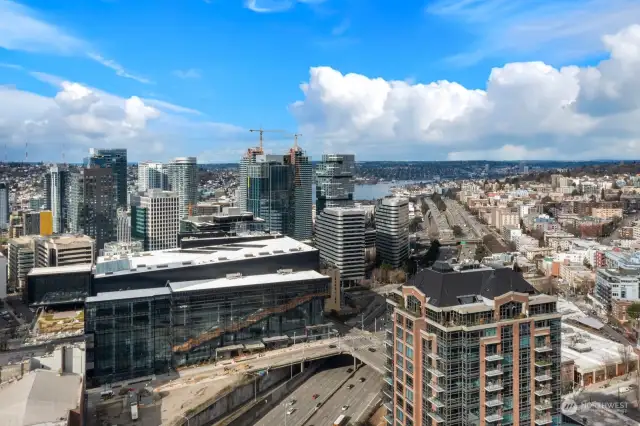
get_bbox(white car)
[342,405,349,411]
[286,408,296,415]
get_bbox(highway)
[305,365,381,426]
[254,364,382,426]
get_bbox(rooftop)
[169,270,328,292]
[406,262,536,308]
[94,235,316,278]
[0,369,82,426]
[28,263,93,277]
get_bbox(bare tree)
[618,345,633,379]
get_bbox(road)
[254,363,355,426]
[600,212,640,245]
[305,365,381,426]
[574,377,640,423]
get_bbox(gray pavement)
[305,365,381,426]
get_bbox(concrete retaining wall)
[179,363,305,426]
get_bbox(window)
[407,295,421,315]
[406,388,414,402]
[397,367,404,379]
[396,313,404,324]
[406,333,413,346]
[396,408,404,421]
[406,403,414,416]
[397,342,404,353]
[406,319,414,329]
[397,353,404,365]
[520,336,530,348]
[406,375,413,388]
[406,360,413,374]
[406,347,413,358]
[485,328,497,337]
[396,326,404,339]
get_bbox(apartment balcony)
[383,383,393,399]
[427,411,445,423]
[427,367,446,377]
[535,401,553,411]
[485,412,503,422]
[485,353,504,362]
[428,381,445,393]
[383,399,393,412]
[535,372,553,382]
[427,352,442,361]
[535,387,553,397]
[384,375,394,386]
[535,416,554,425]
[535,345,553,353]
[485,367,503,377]
[485,398,504,408]
[428,397,445,408]
[535,360,553,368]
[485,382,504,392]
[384,414,393,424]
[384,338,393,347]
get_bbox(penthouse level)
[92,234,319,295]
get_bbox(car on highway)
[315,402,322,409]
[289,399,296,406]
[312,394,320,399]
[359,377,366,382]
[346,368,353,373]
[329,344,336,348]
[286,408,296,415]
[342,405,349,411]
[347,384,355,390]
[368,347,376,352]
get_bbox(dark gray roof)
[408,263,535,308]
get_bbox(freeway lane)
[305,365,382,426]
[254,362,355,426]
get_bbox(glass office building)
[85,270,330,386]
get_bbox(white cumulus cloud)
[290,24,640,161]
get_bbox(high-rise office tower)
[68,167,117,252]
[0,182,9,230]
[245,148,312,240]
[138,161,168,192]
[238,147,263,212]
[315,154,355,213]
[22,211,40,235]
[116,208,131,243]
[43,173,52,210]
[88,148,128,208]
[47,165,69,234]
[315,207,365,287]
[375,197,409,268]
[131,190,180,251]
[385,261,562,426]
[168,157,197,218]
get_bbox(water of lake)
[312,181,420,203]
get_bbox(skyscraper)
[88,148,128,208]
[375,197,409,268]
[245,148,312,240]
[47,165,69,234]
[238,146,262,212]
[385,262,562,426]
[131,190,180,251]
[315,154,355,213]
[315,207,365,287]
[168,157,197,218]
[0,182,9,230]
[138,161,168,192]
[68,167,117,252]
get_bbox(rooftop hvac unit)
[226,273,242,279]
[278,269,294,275]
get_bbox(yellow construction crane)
[249,128,285,152]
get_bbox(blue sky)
[2,0,640,162]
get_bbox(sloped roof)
[407,263,535,307]
[0,369,81,426]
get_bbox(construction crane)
[249,128,285,152]
[292,133,302,150]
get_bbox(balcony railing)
[534,345,552,353]
[535,386,553,397]
[427,367,446,377]
[535,372,553,382]
[428,381,445,393]
[485,367,503,377]
[535,401,553,411]
[427,411,445,423]
[427,352,442,361]
[383,399,393,412]
[535,415,553,425]
[485,412,503,422]
[384,375,393,386]
[485,382,504,392]
[485,398,504,408]
[428,397,445,408]
[485,353,504,362]
[384,414,393,424]
[535,360,552,368]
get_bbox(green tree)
[452,225,464,238]
[571,189,579,196]
[627,302,640,325]
[541,195,552,204]
[474,244,490,262]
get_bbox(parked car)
[342,405,349,411]
[286,408,296,415]
[312,394,319,399]
[347,384,355,390]
[359,377,366,383]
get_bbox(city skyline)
[2,2,640,162]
